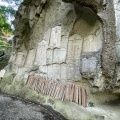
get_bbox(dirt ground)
[0,94,66,120]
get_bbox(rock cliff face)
[3,0,120,119]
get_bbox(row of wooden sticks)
[27,75,87,107]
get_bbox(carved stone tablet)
[25,49,36,67]
[47,65,53,78]
[53,48,60,63]
[89,57,97,73]
[46,49,53,65]
[15,52,25,67]
[52,64,61,80]
[61,35,69,49]
[60,48,67,63]
[61,64,67,81]
[50,26,61,48]
[35,40,48,65]
[67,64,74,80]
[81,58,89,73]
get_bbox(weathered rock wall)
[2,0,120,119]
[10,0,120,90]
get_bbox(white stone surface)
[52,64,61,80]
[115,41,120,62]
[35,40,48,65]
[55,26,61,47]
[39,65,47,74]
[15,52,25,67]
[89,57,97,73]
[0,69,6,78]
[67,35,83,65]
[29,6,36,20]
[25,49,36,67]
[114,0,120,41]
[43,29,51,43]
[60,64,67,80]
[67,64,74,80]
[83,33,102,53]
[67,40,74,62]
[50,26,61,47]
[74,66,81,80]
[53,48,60,63]
[46,49,53,64]
[9,52,16,63]
[81,57,97,73]
[74,40,83,60]
[47,65,53,78]
[74,59,80,67]
[81,58,89,73]
[16,67,28,77]
[61,35,69,49]
[60,48,66,63]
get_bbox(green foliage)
[0,0,22,69]
[0,0,22,36]
[0,40,11,49]
[0,6,14,35]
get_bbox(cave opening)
[74,2,98,26]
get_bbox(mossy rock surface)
[0,58,9,70]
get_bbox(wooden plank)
[51,82,57,97]
[73,85,79,104]
[56,83,62,99]
[82,88,87,107]
[37,76,42,92]
[34,75,40,91]
[58,84,64,100]
[54,83,61,99]
[36,76,41,92]
[53,82,59,98]
[65,85,70,101]
[37,77,43,93]
[76,86,79,104]
[46,80,52,95]
[42,79,46,95]
[28,75,34,88]
[39,77,43,93]
[27,76,31,87]
[27,75,87,108]
[35,79,40,92]
[61,85,66,101]
[78,86,82,105]
[34,77,39,91]
[69,84,74,102]
[31,76,36,90]
[40,77,45,94]
[48,81,54,96]
[44,79,49,95]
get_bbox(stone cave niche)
[70,4,103,80]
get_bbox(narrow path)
[0,94,66,120]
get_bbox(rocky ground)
[0,94,66,120]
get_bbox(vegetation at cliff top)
[0,0,21,69]
[0,0,22,37]
[0,6,14,36]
